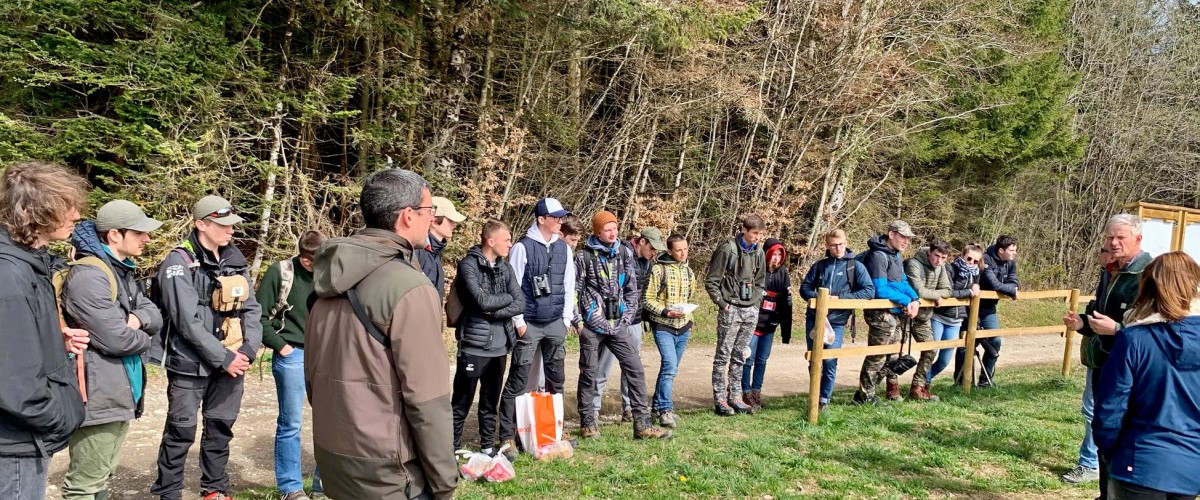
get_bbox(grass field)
[237,363,1095,499]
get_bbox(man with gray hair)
[305,169,457,499]
[1064,213,1150,500]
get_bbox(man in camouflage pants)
[704,215,767,416]
[855,221,921,405]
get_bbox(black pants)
[577,325,650,428]
[452,353,507,450]
[498,321,566,442]
[953,337,1002,386]
[1109,478,1198,500]
[151,371,244,499]
[1094,368,1110,500]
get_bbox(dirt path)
[45,333,1079,499]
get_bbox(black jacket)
[417,232,447,299]
[980,245,1019,314]
[756,239,793,342]
[454,246,525,355]
[934,261,980,322]
[149,231,263,377]
[62,221,162,426]
[0,227,86,457]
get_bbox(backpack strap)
[348,288,390,349]
[270,259,295,321]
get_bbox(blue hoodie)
[1094,309,1200,495]
[863,234,918,313]
[800,248,875,326]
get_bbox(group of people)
[1,160,1196,500]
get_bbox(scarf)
[953,256,979,280]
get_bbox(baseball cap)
[888,220,916,238]
[535,197,571,218]
[640,227,667,252]
[431,196,466,223]
[96,200,163,233]
[192,195,244,226]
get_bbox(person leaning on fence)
[853,220,921,406]
[1061,246,1113,486]
[149,195,264,500]
[0,161,89,500]
[415,196,466,300]
[955,235,1019,388]
[898,239,955,402]
[800,229,874,411]
[256,229,327,500]
[451,220,525,457]
[926,244,982,385]
[1092,251,1200,500]
[742,237,792,410]
[573,211,671,440]
[705,214,768,416]
[304,169,457,499]
[59,201,164,500]
[594,227,665,423]
[643,233,699,428]
[1063,214,1151,500]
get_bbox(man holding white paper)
[642,234,699,428]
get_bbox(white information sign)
[1183,222,1200,264]
[1141,218,1175,258]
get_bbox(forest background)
[2,0,1198,288]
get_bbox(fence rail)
[805,287,1093,424]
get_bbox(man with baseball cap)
[59,200,165,500]
[496,197,576,459]
[150,195,263,500]
[593,227,666,422]
[417,196,468,300]
[854,220,921,405]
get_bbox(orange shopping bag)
[515,391,563,456]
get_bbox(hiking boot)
[714,400,735,416]
[633,417,673,440]
[310,493,327,500]
[203,492,234,500]
[580,425,601,439]
[1061,465,1099,484]
[730,397,756,415]
[500,439,520,461]
[754,390,767,409]
[886,381,905,402]
[852,390,888,407]
[281,492,310,500]
[659,411,677,428]
[909,383,940,402]
[621,409,634,423]
[818,402,829,413]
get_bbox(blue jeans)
[1079,367,1099,469]
[0,456,50,500]
[272,347,321,495]
[742,331,775,392]
[652,328,690,412]
[805,316,846,404]
[927,319,962,382]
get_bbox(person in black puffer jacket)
[742,238,791,409]
[451,221,526,454]
[929,243,982,384]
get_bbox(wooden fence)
[804,288,1096,424]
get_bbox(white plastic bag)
[515,391,564,455]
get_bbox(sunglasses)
[203,207,236,220]
[963,257,978,264]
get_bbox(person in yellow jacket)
[643,234,700,428]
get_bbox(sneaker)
[908,384,940,402]
[203,493,234,500]
[977,380,994,389]
[633,417,673,440]
[818,402,829,413]
[580,425,601,439]
[310,493,327,500]
[1061,465,1099,484]
[281,492,309,500]
[886,381,905,402]
[659,411,677,428]
[500,439,520,461]
[481,447,495,457]
[621,409,634,423]
[729,397,756,415]
[714,400,735,416]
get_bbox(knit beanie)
[591,210,618,235]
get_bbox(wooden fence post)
[808,287,831,424]
[1062,288,1080,377]
[961,294,981,393]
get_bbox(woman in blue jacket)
[1094,251,1200,499]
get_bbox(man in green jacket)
[1064,213,1150,500]
[257,230,327,500]
[704,215,767,416]
[901,240,953,402]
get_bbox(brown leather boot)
[886,381,905,402]
[908,383,941,402]
[634,417,672,440]
[754,390,767,409]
